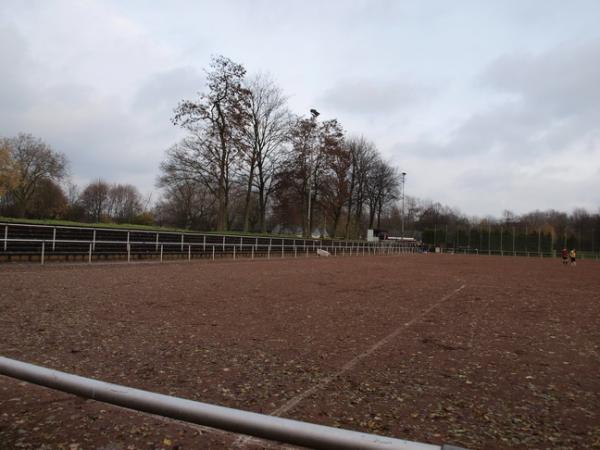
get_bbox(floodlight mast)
[401,172,407,237]
[306,109,320,238]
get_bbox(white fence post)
[155,233,159,251]
[41,241,45,265]
[88,243,92,264]
[233,245,236,260]
[127,244,131,263]
[52,227,56,251]
[188,244,191,262]
[181,234,184,252]
[212,245,215,260]
[92,229,96,251]
[251,246,254,259]
[3,225,7,251]
[160,244,163,263]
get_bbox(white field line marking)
[234,283,466,448]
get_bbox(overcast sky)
[1,1,599,217]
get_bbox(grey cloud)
[320,78,433,115]
[480,39,600,116]
[0,24,38,113]
[0,21,186,193]
[398,39,600,161]
[133,66,203,112]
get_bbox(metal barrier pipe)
[0,357,463,450]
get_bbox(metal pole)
[181,234,184,252]
[3,225,7,251]
[93,229,96,251]
[88,243,92,264]
[512,226,515,256]
[0,356,447,450]
[188,244,191,262]
[233,245,236,260]
[156,233,159,252]
[212,245,215,260]
[251,246,254,260]
[41,241,45,265]
[160,244,163,263]
[128,244,131,263]
[401,172,406,237]
[52,227,56,251]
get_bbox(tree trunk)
[242,156,256,232]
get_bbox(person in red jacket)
[561,248,569,265]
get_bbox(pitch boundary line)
[234,283,467,448]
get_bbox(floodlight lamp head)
[310,109,320,118]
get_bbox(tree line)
[1,55,598,248]
[0,134,151,225]
[156,56,401,238]
[406,202,600,254]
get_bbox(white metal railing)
[0,238,416,265]
[0,222,368,248]
[0,356,466,450]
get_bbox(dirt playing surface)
[1,254,599,450]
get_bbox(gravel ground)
[1,254,599,450]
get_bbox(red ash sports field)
[1,254,599,449]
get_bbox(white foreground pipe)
[0,357,467,450]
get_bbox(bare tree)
[366,159,400,229]
[108,184,143,223]
[240,74,291,232]
[274,117,345,236]
[155,180,215,229]
[344,136,377,239]
[28,179,67,219]
[317,123,348,237]
[171,55,250,231]
[1,133,67,217]
[80,180,110,222]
